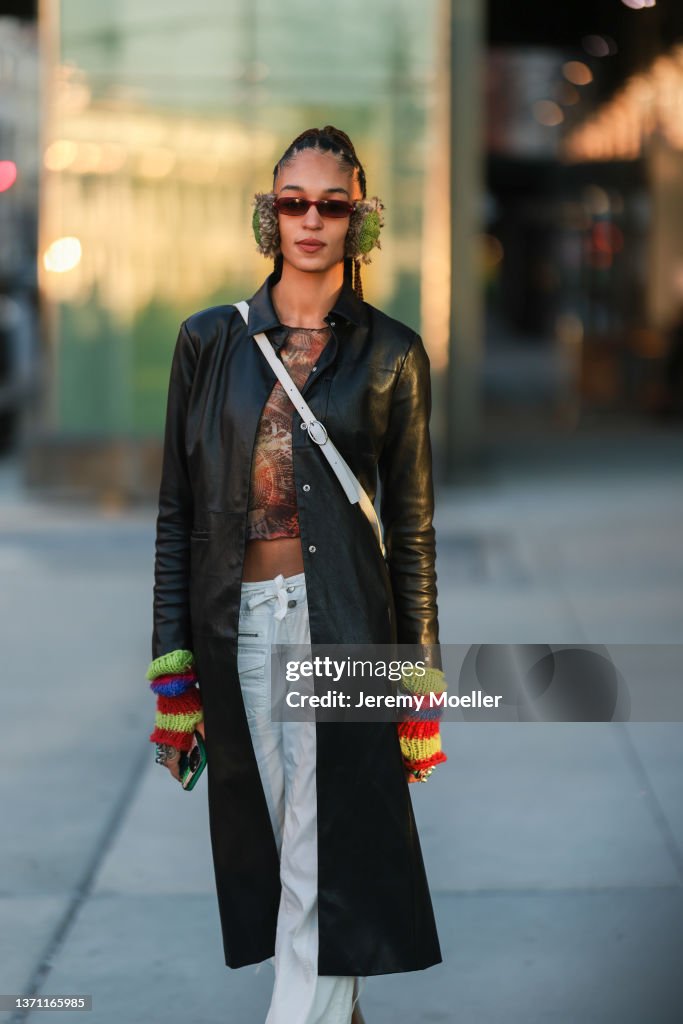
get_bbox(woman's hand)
[158,744,183,782]
[405,765,436,784]
[161,720,205,783]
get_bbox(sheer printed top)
[246,325,331,541]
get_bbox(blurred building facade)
[17,0,683,501]
[484,0,683,429]
[0,14,40,453]
[26,0,460,501]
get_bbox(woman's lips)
[296,241,325,253]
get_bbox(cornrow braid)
[353,258,364,300]
[272,125,367,199]
[272,125,369,299]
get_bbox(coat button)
[288,599,297,608]
[300,421,307,430]
[308,544,316,553]
[303,483,310,492]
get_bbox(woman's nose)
[302,205,324,229]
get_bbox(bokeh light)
[533,100,564,126]
[557,82,580,106]
[562,61,593,87]
[43,236,82,273]
[0,160,18,192]
[581,35,617,58]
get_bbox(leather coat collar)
[246,267,366,350]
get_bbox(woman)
[146,126,448,1024]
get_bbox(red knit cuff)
[404,750,448,772]
[397,719,440,739]
[156,688,202,716]
[149,726,196,752]
[397,719,447,772]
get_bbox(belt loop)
[273,573,288,620]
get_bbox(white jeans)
[238,571,366,1024]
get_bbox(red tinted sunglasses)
[273,196,356,219]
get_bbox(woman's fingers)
[160,746,182,781]
[161,724,204,784]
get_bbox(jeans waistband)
[240,571,307,621]
[240,570,306,593]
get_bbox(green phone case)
[179,730,207,790]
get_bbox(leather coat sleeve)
[378,332,441,665]
[151,320,198,660]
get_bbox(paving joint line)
[8,740,152,1024]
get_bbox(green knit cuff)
[154,707,204,733]
[400,666,447,696]
[146,649,194,681]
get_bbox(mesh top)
[246,326,331,541]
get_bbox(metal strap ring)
[307,419,328,446]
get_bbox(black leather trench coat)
[152,267,443,976]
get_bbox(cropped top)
[246,324,331,541]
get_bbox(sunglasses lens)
[276,198,307,216]
[274,198,352,218]
[319,200,353,218]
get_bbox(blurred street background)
[1,0,682,1022]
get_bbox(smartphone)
[178,729,207,790]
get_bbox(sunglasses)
[273,196,357,219]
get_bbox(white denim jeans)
[238,570,366,1024]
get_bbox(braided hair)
[272,125,368,300]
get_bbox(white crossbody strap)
[234,301,385,558]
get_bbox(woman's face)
[274,149,362,273]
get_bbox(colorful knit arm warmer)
[397,665,448,773]
[147,649,203,753]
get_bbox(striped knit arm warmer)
[147,649,204,753]
[397,665,448,773]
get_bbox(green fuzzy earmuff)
[356,207,382,256]
[251,191,385,265]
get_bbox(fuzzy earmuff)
[251,192,385,264]
[252,192,280,259]
[345,197,385,264]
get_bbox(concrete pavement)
[1,422,682,1023]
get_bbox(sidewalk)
[1,423,682,1024]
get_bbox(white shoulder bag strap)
[234,300,385,559]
